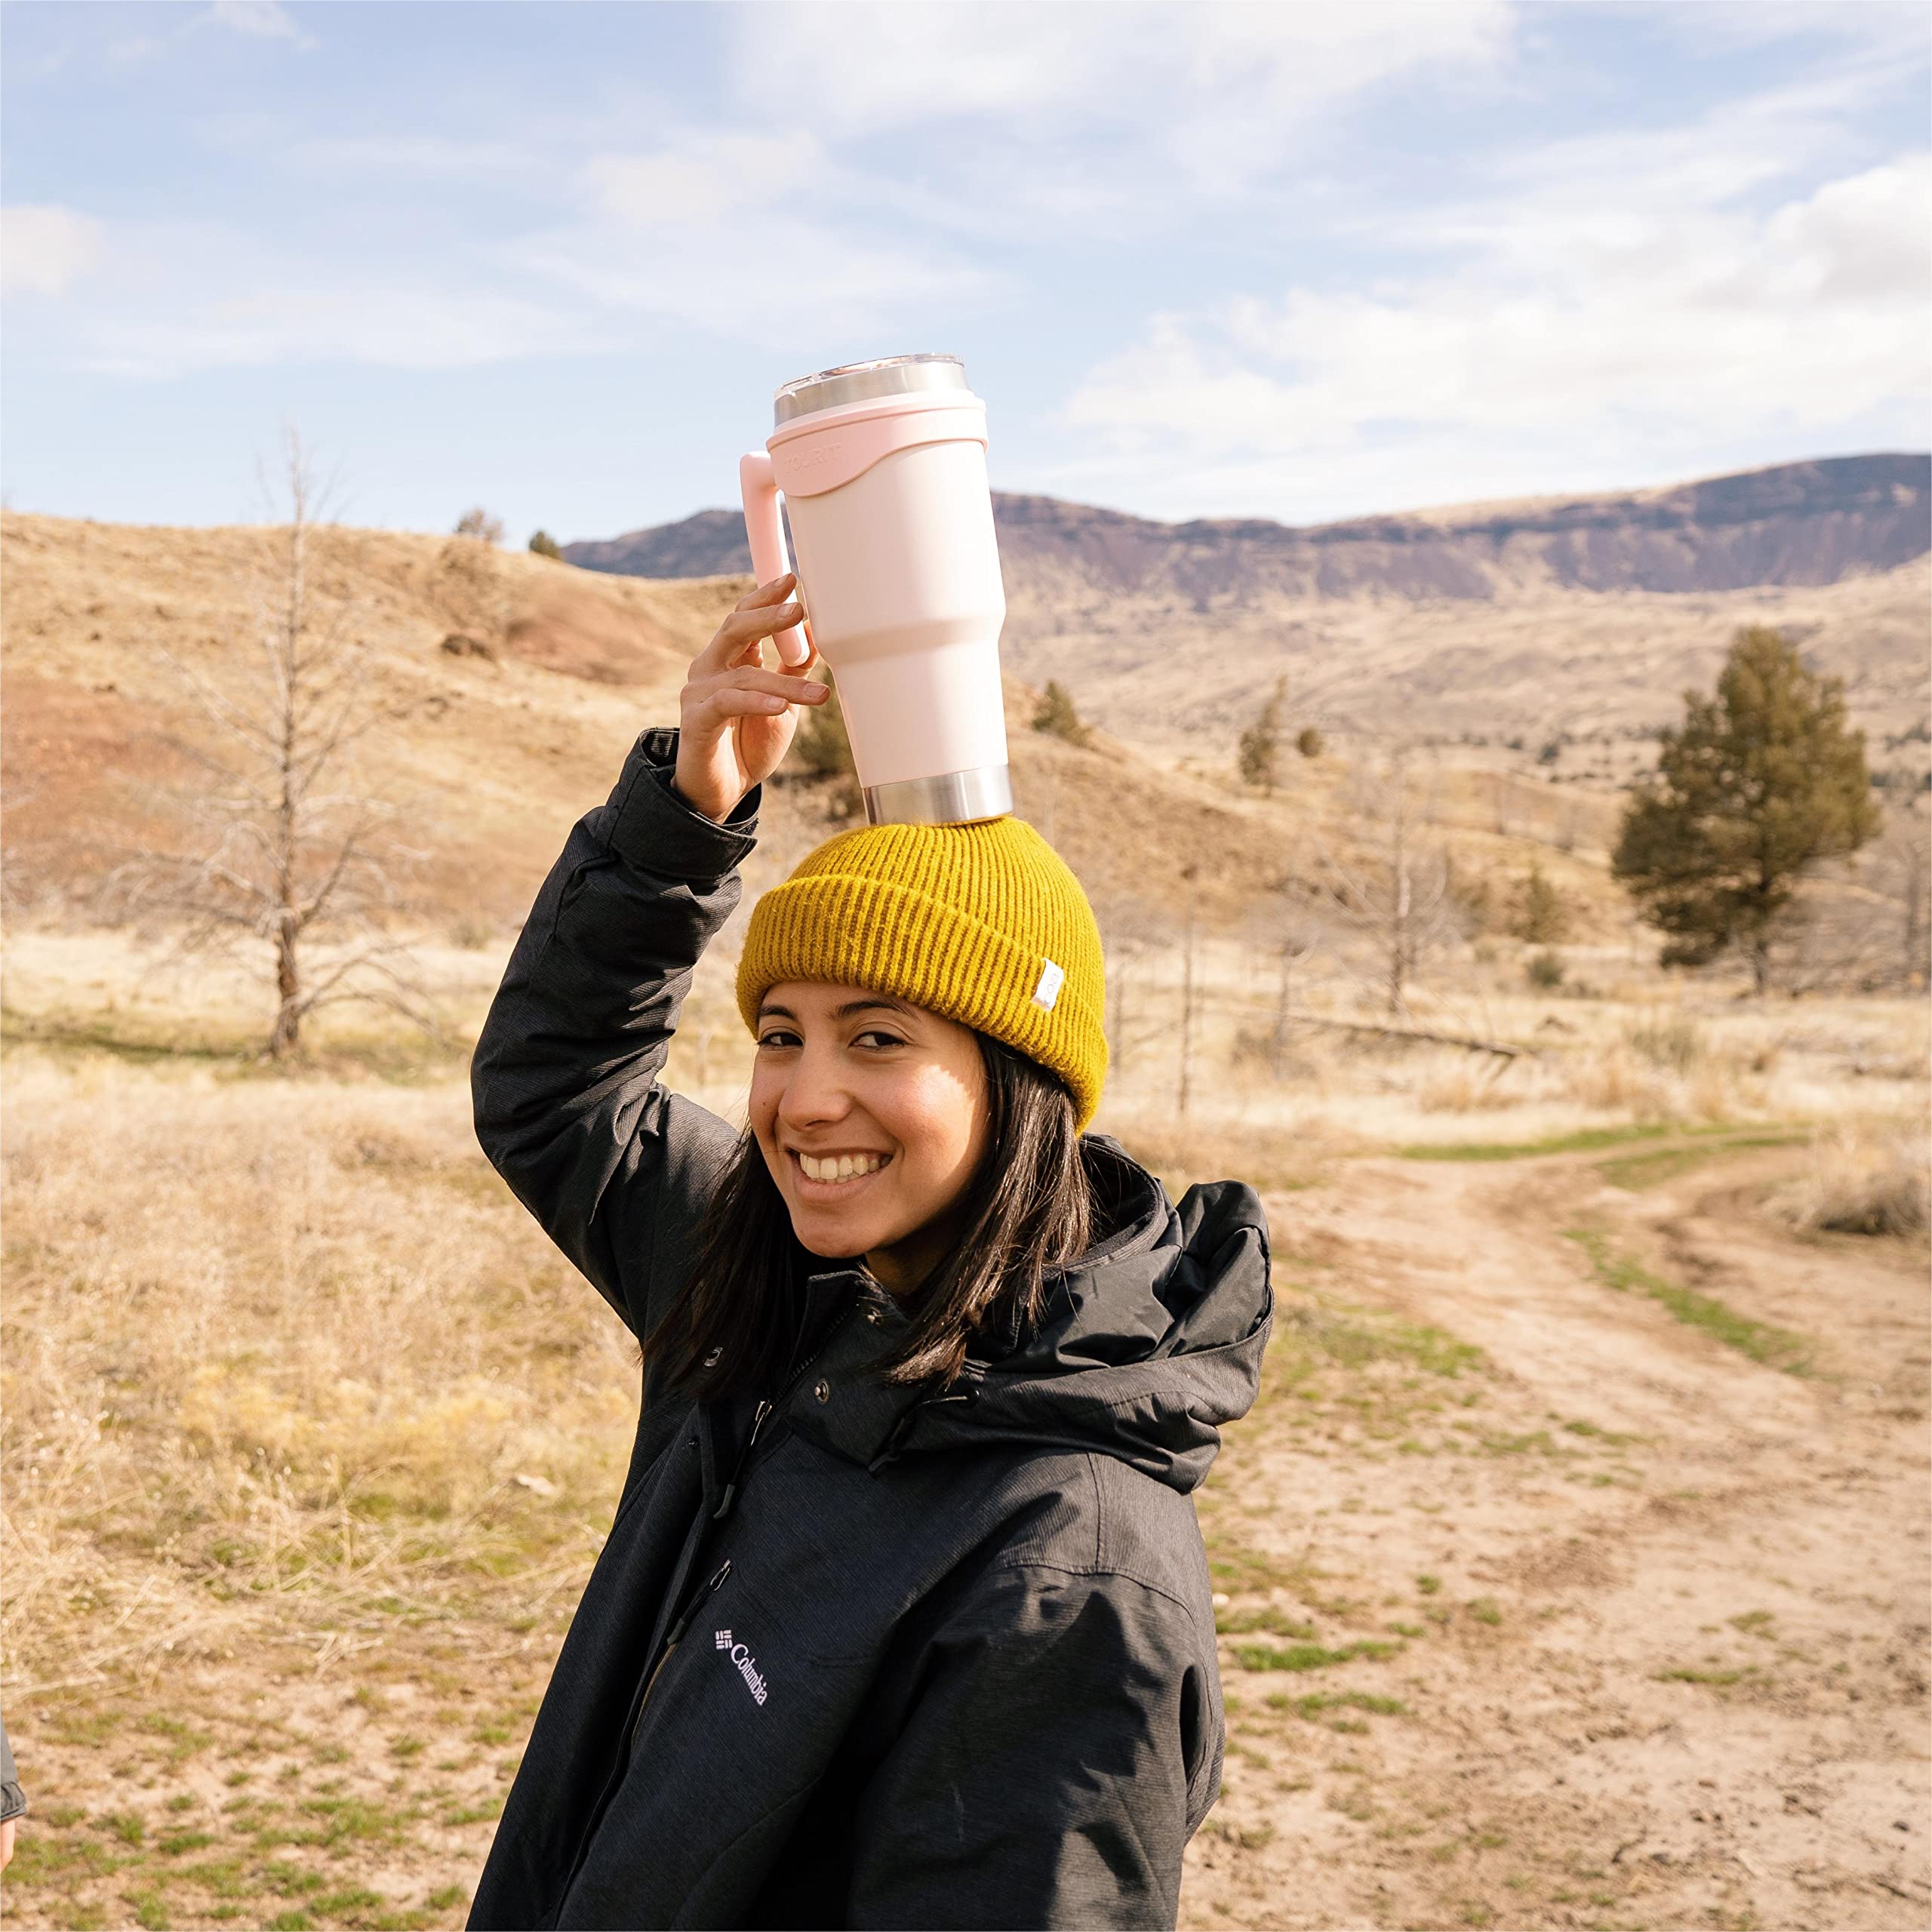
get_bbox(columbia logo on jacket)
[715,1630,769,1706]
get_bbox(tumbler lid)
[774,353,969,428]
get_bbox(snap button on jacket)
[467,731,1272,1931]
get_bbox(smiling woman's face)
[749,980,992,1294]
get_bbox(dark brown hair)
[641,1032,1092,1401]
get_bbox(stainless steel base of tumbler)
[863,763,1013,826]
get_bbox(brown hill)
[9,513,1494,940]
[560,455,1931,767]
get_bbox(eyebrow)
[757,995,919,1024]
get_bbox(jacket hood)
[901,1134,1272,1495]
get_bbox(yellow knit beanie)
[736,816,1108,1131]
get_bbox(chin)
[787,1202,900,1261]
[793,1225,861,1260]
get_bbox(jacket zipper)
[552,1298,860,1910]
[709,1298,857,1524]
[710,1401,771,1521]
[631,1558,731,1743]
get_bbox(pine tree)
[1032,681,1093,748]
[1612,626,1879,992]
[1238,677,1286,793]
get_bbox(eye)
[756,1029,801,1051]
[854,1029,906,1051]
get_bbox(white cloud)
[505,129,1007,346]
[1,205,105,297]
[731,1,1513,201]
[738,1,1509,130]
[200,2,315,48]
[503,212,1001,350]
[1054,149,1932,518]
[85,282,606,377]
[1760,158,1932,303]
[1639,0,1930,65]
[583,133,832,226]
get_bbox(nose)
[774,1038,854,1137]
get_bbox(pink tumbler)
[740,354,1011,825]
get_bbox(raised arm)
[470,576,827,1337]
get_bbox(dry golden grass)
[0,992,634,1927]
[1,1047,633,1696]
[1766,1115,1932,1238]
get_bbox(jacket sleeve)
[846,1564,1218,1930]
[0,1708,24,1824]
[470,727,758,1339]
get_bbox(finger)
[697,666,829,706]
[694,686,793,721]
[697,600,805,675]
[720,598,804,646]
[732,573,798,614]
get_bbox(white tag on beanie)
[1032,958,1064,1011]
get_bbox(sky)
[2,0,1928,545]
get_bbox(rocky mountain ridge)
[563,454,1929,602]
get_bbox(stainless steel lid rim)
[862,764,1013,827]
[774,353,969,428]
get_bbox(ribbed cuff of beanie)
[602,728,759,881]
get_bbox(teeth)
[799,1152,885,1183]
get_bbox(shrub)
[454,507,504,546]
[1526,949,1564,990]
[1448,860,1494,937]
[1768,1121,1930,1237]
[1297,727,1324,758]
[1508,863,1571,944]
[1032,681,1094,748]
[792,669,855,781]
[1238,678,1285,793]
[1627,1015,1704,1074]
[528,530,563,560]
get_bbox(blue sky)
[3,0,1927,544]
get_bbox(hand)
[673,573,829,823]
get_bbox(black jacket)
[0,1709,23,1826]
[467,730,1272,1930]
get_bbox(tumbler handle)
[738,453,811,666]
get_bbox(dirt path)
[1180,1140,1931,1931]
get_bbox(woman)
[468,574,1271,1930]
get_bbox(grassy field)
[2,926,1926,1930]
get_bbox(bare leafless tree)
[1247,874,1327,1059]
[1090,887,1167,1085]
[1770,786,1932,992]
[1177,863,1200,1117]
[1875,788,1932,987]
[1320,746,1461,1017]
[113,430,435,1057]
